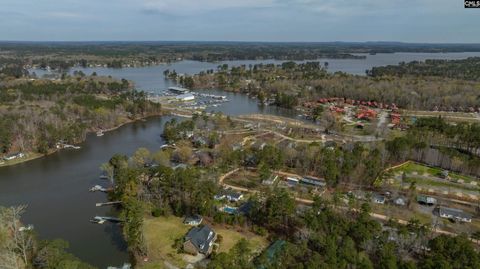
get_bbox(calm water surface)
[5,52,480,268]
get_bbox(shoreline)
[0,112,164,169]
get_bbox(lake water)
[4,52,480,268]
[31,52,480,91]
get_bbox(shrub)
[151,207,162,217]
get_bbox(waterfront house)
[437,207,472,223]
[184,214,203,226]
[3,152,25,161]
[183,225,217,255]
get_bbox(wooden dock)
[90,216,122,224]
[95,201,122,207]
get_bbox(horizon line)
[1,40,480,45]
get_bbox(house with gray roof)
[417,195,437,206]
[437,207,472,223]
[183,225,217,255]
[372,194,386,204]
[214,189,244,202]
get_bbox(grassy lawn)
[449,173,476,183]
[395,162,441,176]
[404,177,478,192]
[142,216,190,268]
[0,152,43,167]
[141,216,269,268]
[215,226,269,254]
[371,203,433,224]
[224,169,262,189]
[139,262,165,269]
[392,162,478,186]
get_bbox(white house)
[214,190,244,202]
[286,177,299,185]
[184,214,203,226]
[226,192,243,202]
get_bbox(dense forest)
[89,111,480,268]
[107,145,480,269]
[387,117,480,176]
[0,68,161,157]
[187,61,480,111]
[368,57,480,81]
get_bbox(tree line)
[188,61,480,111]
[368,57,480,81]
[0,73,161,156]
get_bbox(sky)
[0,0,479,42]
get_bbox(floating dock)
[96,201,122,207]
[90,216,122,224]
[89,185,112,192]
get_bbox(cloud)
[141,0,274,15]
[139,0,454,17]
[46,11,84,19]
[0,0,476,42]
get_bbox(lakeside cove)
[4,52,480,267]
